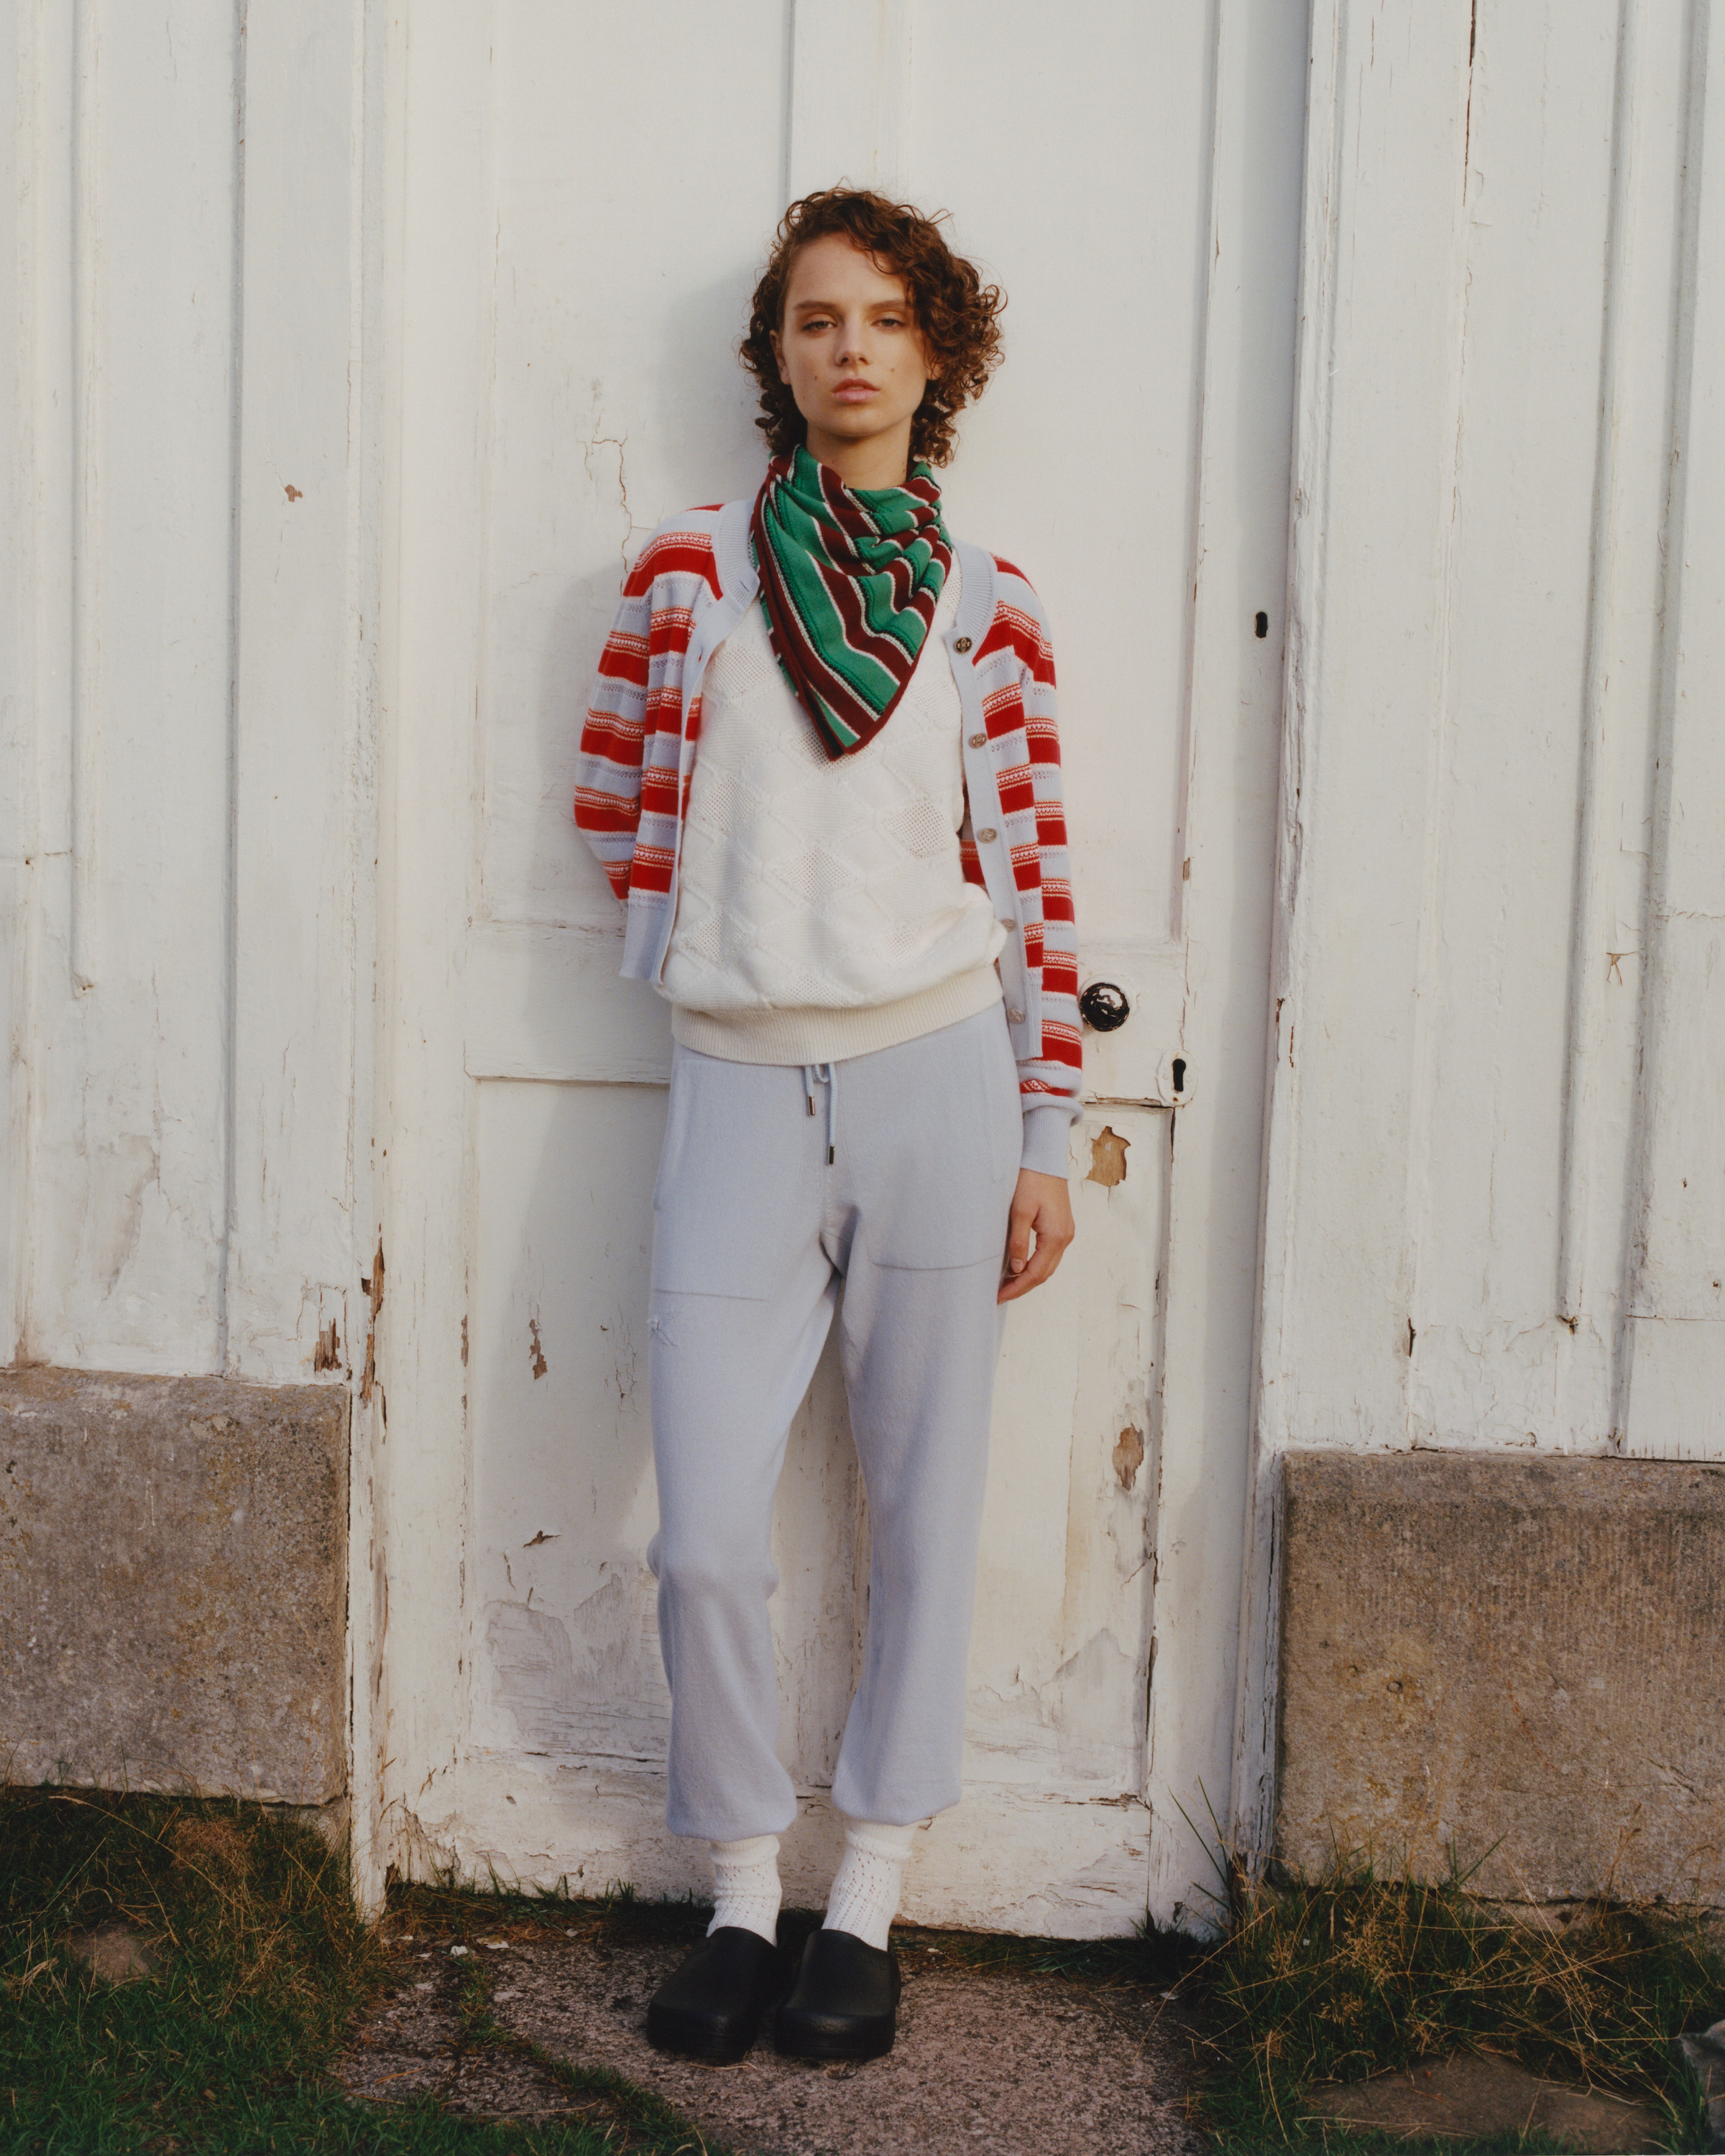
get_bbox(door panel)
[383,0,1302,1932]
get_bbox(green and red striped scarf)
[750,446,954,760]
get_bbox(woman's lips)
[832,380,878,400]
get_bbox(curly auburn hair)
[740,188,1005,470]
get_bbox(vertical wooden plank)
[786,0,911,202]
[1238,0,1474,1858]
[373,0,493,1871]
[226,1,372,1383]
[1,0,28,1353]
[1149,0,1306,1929]
[6,0,78,1361]
[1622,5,1725,1458]
[68,0,101,996]
[1404,4,1622,1452]
[1560,3,1646,1336]
[344,0,388,1915]
[1553,0,1692,1449]
[21,0,240,1372]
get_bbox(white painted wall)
[1,0,387,1879]
[3,0,377,1387]
[1234,0,1725,1855]
[9,0,1720,1932]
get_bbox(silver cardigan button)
[1007,1006,1025,1024]
[954,635,973,653]
[976,826,998,844]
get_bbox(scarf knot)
[750,446,954,760]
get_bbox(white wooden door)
[375,0,1306,1933]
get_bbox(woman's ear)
[770,330,790,387]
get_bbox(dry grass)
[1183,1851,1725,2152]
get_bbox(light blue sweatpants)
[646,1004,1022,1842]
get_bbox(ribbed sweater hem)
[668,965,1003,1067]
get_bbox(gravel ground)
[338,1918,1207,2155]
[335,1932,588,2123]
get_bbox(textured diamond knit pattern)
[822,1820,919,1952]
[708,1833,781,1945]
[660,565,1003,1016]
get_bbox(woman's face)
[770,234,931,476]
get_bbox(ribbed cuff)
[1019,1102,1075,1179]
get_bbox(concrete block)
[1275,1448,1725,1904]
[1,1367,348,1804]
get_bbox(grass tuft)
[1184,1851,1725,2152]
[0,1782,714,2153]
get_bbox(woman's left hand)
[998,1169,1076,1304]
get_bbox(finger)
[1003,1200,1035,1278]
[999,1197,1078,1303]
[998,1219,1059,1304]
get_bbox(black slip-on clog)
[773,1925,901,2061]
[644,1925,788,2063]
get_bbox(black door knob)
[1079,981,1130,1032]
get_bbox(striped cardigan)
[574,496,1082,1141]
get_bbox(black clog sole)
[645,2009,762,2064]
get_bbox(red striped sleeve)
[623,532,721,601]
[983,685,1026,738]
[573,783,642,833]
[628,843,675,894]
[580,708,643,765]
[1039,1022,1083,1069]
[1024,711,1062,765]
[979,600,1056,684]
[648,608,695,662]
[597,630,650,688]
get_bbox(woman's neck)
[803,420,914,491]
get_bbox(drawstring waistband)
[802,1061,838,1164]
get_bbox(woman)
[574,187,1080,2064]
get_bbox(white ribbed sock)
[822,1820,921,1952]
[708,1833,781,1945]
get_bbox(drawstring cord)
[802,1062,838,1164]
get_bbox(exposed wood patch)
[1087,1127,1131,1188]
[313,1317,342,1372]
[359,1239,385,1404]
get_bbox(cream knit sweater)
[661,561,1006,1065]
